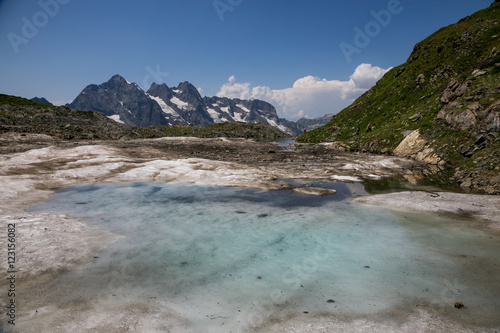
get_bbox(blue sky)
[0,0,493,120]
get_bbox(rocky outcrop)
[437,76,500,133]
[393,130,447,170]
[483,101,500,132]
[440,78,473,104]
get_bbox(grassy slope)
[0,94,55,109]
[298,3,499,189]
[299,4,499,148]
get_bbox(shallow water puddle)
[29,182,500,331]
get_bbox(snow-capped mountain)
[68,75,173,127]
[68,75,300,134]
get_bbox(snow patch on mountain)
[107,115,125,124]
[236,104,250,113]
[170,96,189,110]
[206,108,224,123]
[148,94,182,118]
[267,119,290,133]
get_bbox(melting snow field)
[25,182,500,332]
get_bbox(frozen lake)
[29,181,500,332]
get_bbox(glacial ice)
[29,181,500,332]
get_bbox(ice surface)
[354,191,500,229]
[107,158,271,188]
[29,182,500,332]
[332,175,362,182]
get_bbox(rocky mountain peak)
[177,81,197,92]
[175,81,203,102]
[107,74,129,87]
[147,83,172,100]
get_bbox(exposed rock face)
[68,75,300,134]
[393,130,446,169]
[437,78,499,132]
[484,101,500,132]
[436,76,499,194]
[393,130,426,156]
[440,79,473,104]
[68,75,169,127]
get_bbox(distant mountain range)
[30,97,53,106]
[66,75,328,135]
[0,94,288,141]
[296,114,334,132]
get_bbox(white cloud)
[350,63,390,89]
[217,63,392,120]
[219,75,253,100]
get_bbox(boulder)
[440,79,472,104]
[483,101,500,132]
[454,109,477,130]
[393,130,427,157]
[394,129,446,168]
[440,78,460,103]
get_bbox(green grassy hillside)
[0,94,55,109]
[298,2,500,193]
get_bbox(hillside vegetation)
[298,2,500,193]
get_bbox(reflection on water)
[276,137,296,146]
[29,182,500,331]
[362,174,464,195]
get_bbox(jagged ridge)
[68,75,302,134]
